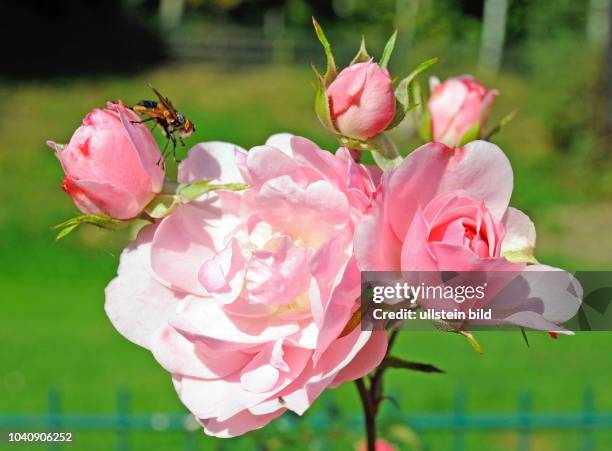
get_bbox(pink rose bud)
[48,103,165,220]
[356,439,398,451]
[327,61,396,141]
[428,75,498,147]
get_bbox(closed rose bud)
[327,60,396,141]
[48,103,165,220]
[428,75,498,147]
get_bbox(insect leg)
[130,117,156,125]
[156,139,170,167]
[170,134,182,163]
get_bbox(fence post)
[581,386,595,451]
[116,388,130,451]
[47,387,62,451]
[517,389,532,451]
[452,386,466,451]
[182,415,198,451]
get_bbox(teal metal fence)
[1,387,611,451]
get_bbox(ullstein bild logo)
[360,271,612,332]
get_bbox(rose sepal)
[484,109,518,141]
[386,57,439,131]
[52,214,132,240]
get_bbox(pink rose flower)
[327,61,396,141]
[105,134,387,437]
[355,141,580,331]
[428,76,498,147]
[356,439,397,451]
[48,103,164,220]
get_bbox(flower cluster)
[48,21,580,442]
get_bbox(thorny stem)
[354,329,400,451]
[348,133,398,450]
[355,378,377,451]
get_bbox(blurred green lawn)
[1,64,612,450]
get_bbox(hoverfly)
[130,84,195,162]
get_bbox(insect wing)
[148,84,180,121]
[132,104,164,119]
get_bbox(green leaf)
[457,122,481,146]
[312,17,337,85]
[383,356,445,374]
[379,30,398,69]
[177,181,248,202]
[484,109,518,140]
[52,214,131,240]
[350,36,371,64]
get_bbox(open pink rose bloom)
[356,141,581,332]
[102,133,582,436]
[105,134,388,436]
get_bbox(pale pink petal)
[245,237,311,305]
[151,197,241,295]
[386,140,513,240]
[256,177,350,248]
[400,207,438,272]
[265,133,295,155]
[479,89,499,129]
[198,239,245,304]
[313,256,361,363]
[501,207,536,258]
[290,136,348,186]
[330,331,388,386]
[61,177,142,220]
[429,79,468,140]
[116,104,164,192]
[245,145,301,188]
[279,327,372,415]
[151,325,251,379]
[170,297,300,346]
[175,345,310,421]
[178,141,247,184]
[327,61,369,116]
[354,199,403,271]
[105,225,183,349]
[199,408,286,438]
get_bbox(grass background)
[1,61,611,450]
